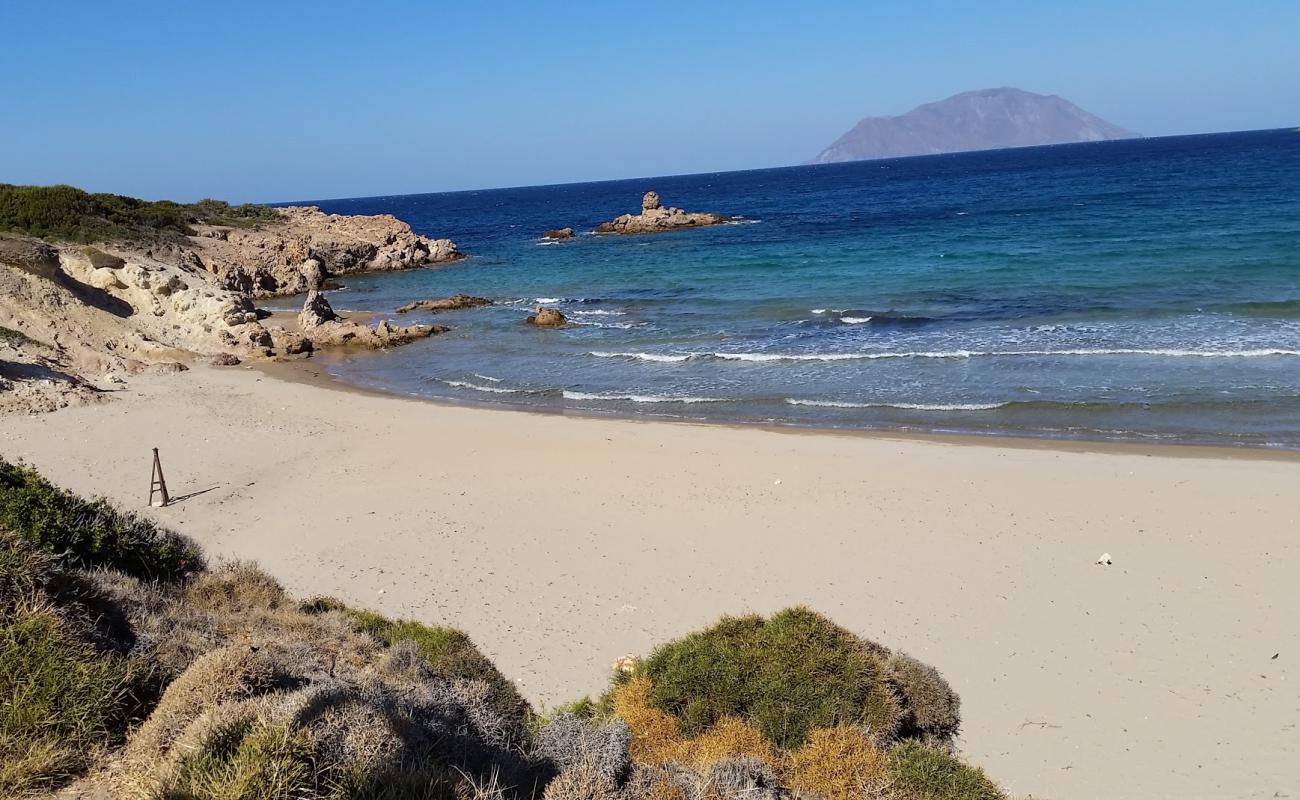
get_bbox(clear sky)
[2,0,1297,202]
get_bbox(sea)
[274,129,1300,448]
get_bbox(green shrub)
[0,183,278,243]
[336,606,531,729]
[886,742,1004,800]
[635,607,904,749]
[0,458,204,582]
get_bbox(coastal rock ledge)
[594,191,729,234]
[190,206,465,297]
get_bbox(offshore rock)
[594,192,729,234]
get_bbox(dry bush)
[612,675,686,764]
[532,713,630,784]
[784,724,888,800]
[886,653,961,745]
[543,761,620,800]
[676,717,777,770]
[125,643,286,762]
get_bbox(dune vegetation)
[0,457,1004,799]
[0,183,279,243]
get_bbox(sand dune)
[1,364,1296,799]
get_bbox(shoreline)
[3,363,1297,799]
[257,355,1300,463]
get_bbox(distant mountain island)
[811,87,1139,164]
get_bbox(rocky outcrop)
[185,206,464,297]
[298,291,445,349]
[0,236,63,280]
[543,228,575,240]
[525,307,567,327]
[395,294,493,314]
[0,241,275,381]
[594,192,729,235]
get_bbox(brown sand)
[1,364,1296,799]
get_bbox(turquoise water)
[282,129,1300,447]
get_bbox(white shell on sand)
[1096,553,1113,565]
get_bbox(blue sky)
[2,0,1297,202]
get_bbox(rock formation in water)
[525,307,567,327]
[395,294,493,314]
[594,192,729,234]
[297,291,445,349]
[811,87,1139,164]
[543,228,575,240]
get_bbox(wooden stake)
[149,448,170,507]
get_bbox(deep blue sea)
[278,129,1300,447]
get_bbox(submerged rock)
[395,294,493,314]
[526,307,567,327]
[594,192,729,235]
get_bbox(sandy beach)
[1,364,1296,799]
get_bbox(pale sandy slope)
[1,365,1295,800]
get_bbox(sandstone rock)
[395,294,493,314]
[208,353,242,366]
[543,227,575,240]
[88,268,126,291]
[268,327,313,356]
[526,307,567,327]
[0,237,62,280]
[594,192,729,235]
[301,258,326,291]
[298,290,338,329]
[154,275,185,297]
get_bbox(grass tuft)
[887,741,1005,800]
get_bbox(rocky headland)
[189,205,463,297]
[593,191,730,234]
[0,185,468,413]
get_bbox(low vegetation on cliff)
[0,458,1003,799]
[0,183,278,243]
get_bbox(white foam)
[444,380,523,395]
[785,399,1007,411]
[711,348,1300,363]
[568,309,627,316]
[472,374,503,383]
[840,316,873,324]
[589,351,691,363]
[571,320,642,329]
[534,297,562,304]
[563,391,723,404]
[811,308,827,315]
